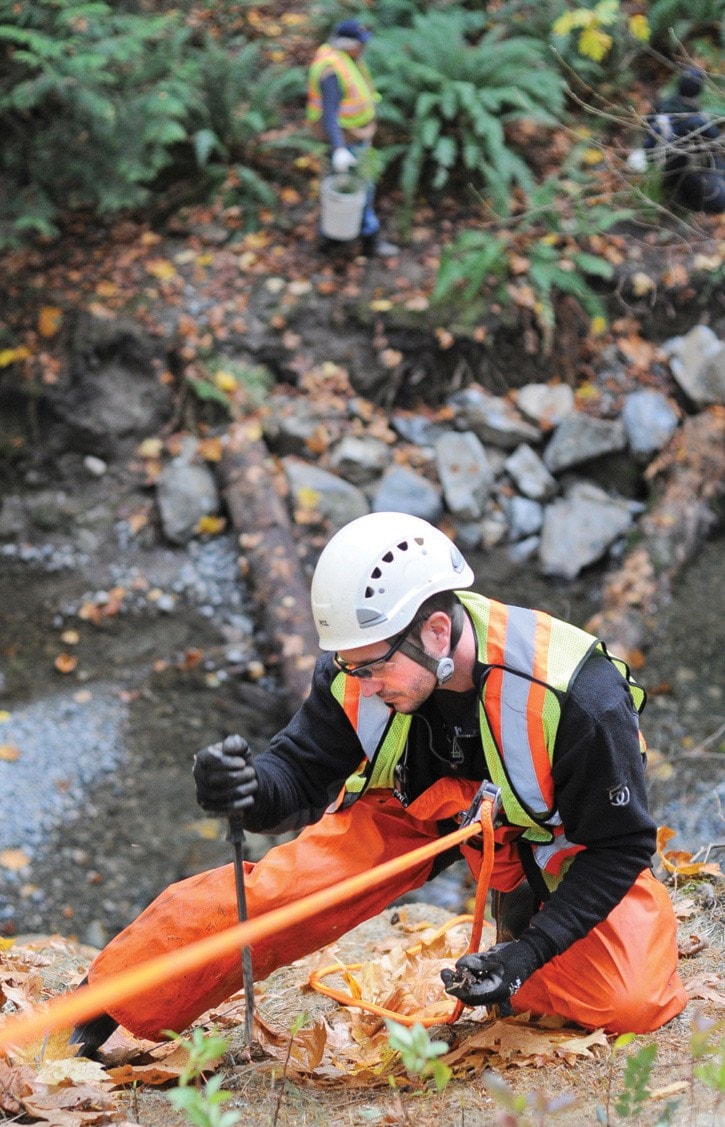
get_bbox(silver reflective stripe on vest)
[356,693,393,761]
[498,606,550,814]
[532,833,577,871]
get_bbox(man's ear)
[419,611,451,655]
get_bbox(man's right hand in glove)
[193,734,258,815]
[332,146,357,173]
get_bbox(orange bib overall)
[88,777,686,1041]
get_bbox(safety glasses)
[334,625,414,679]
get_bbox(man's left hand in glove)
[441,939,541,1008]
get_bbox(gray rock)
[515,383,574,428]
[434,431,495,520]
[543,413,626,474]
[621,390,679,458]
[156,440,220,545]
[506,496,544,541]
[448,386,541,449]
[45,312,172,457]
[329,434,392,485]
[504,444,558,501]
[263,398,328,457]
[663,324,725,406]
[481,510,508,549]
[283,456,369,529]
[371,465,443,522]
[0,496,27,539]
[390,413,448,446]
[539,483,633,579]
[507,534,540,563]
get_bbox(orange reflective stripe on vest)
[484,601,557,820]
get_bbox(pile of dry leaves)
[1,834,723,1127]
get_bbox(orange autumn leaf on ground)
[37,306,63,338]
[656,827,723,879]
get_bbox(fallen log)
[586,406,724,665]
[217,419,320,712]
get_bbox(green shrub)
[366,11,565,228]
[0,0,304,247]
[433,176,632,351]
[647,0,725,52]
[549,0,651,91]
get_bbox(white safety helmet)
[311,512,474,651]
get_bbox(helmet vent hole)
[382,551,394,563]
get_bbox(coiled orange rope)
[308,797,496,1026]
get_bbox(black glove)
[193,734,258,815]
[441,940,540,1008]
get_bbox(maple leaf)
[0,1059,34,1113]
[656,827,723,879]
[684,974,725,1007]
[36,1057,110,1087]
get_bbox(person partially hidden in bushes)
[306,19,399,256]
[628,66,724,214]
[70,513,686,1058]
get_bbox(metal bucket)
[319,174,366,240]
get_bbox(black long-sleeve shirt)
[244,643,656,967]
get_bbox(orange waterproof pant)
[88,780,686,1039]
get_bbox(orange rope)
[0,819,487,1050]
[307,799,496,1027]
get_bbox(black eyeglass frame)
[334,620,420,679]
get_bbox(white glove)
[332,147,357,173]
[626,148,648,173]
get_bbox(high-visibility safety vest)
[329,591,646,890]
[306,44,380,129]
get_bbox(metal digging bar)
[227,811,255,1048]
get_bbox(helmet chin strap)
[397,639,455,685]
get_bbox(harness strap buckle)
[460,780,503,828]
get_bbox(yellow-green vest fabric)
[306,44,379,129]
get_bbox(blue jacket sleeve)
[320,71,346,150]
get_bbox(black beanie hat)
[678,66,705,98]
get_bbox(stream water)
[0,527,722,949]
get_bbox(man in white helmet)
[71,513,685,1055]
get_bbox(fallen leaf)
[38,306,63,338]
[0,744,21,762]
[630,271,656,297]
[146,258,177,280]
[36,1057,110,1086]
[380,348,403,369]
[136,437,164,458]
[1,848,31,871]
[54,653,78,674]
[684,973,725,1007]
[195,515,226,536]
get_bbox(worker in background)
[306,19,399,256]
[628,66,724,213]
[70,512,686,1056]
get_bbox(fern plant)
[366,11,565,228]
[433,176,631,352]
[0,1,304,246]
